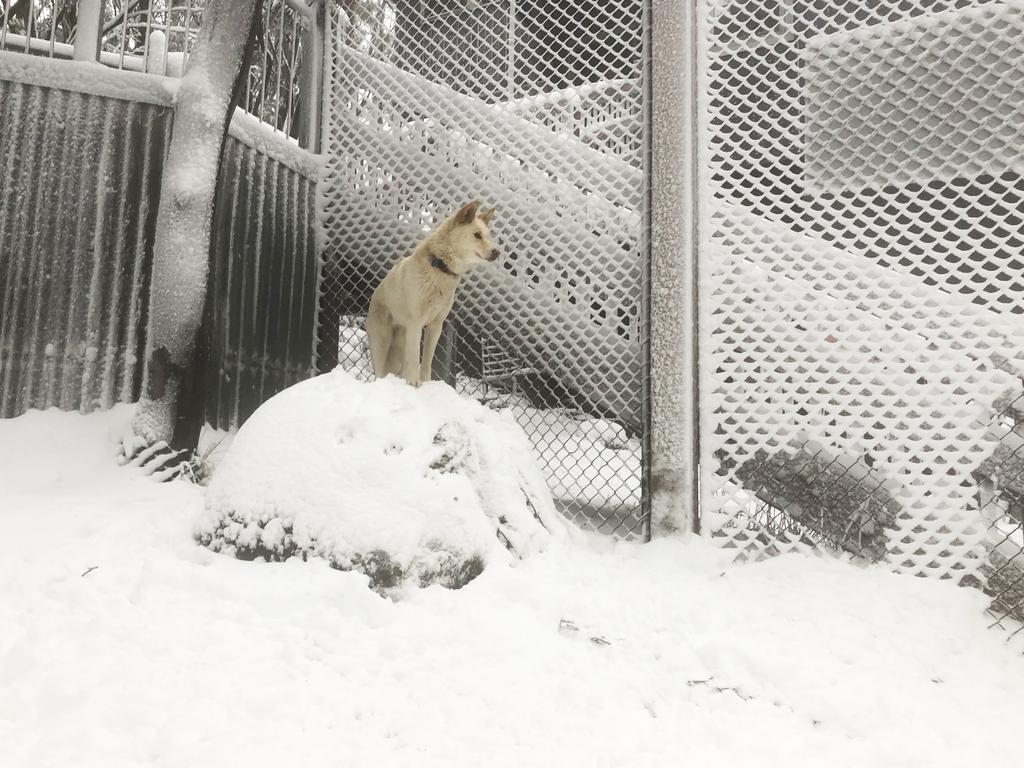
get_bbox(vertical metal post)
[74,0,104,62]
[142,0,155,69]
[286,13,300,135]
[506,0,516,100]
[117,0,130,69]
[273,2,287,130]
[311,1,337,375]
[0,0,11,49]
[146,30,169,76]
[300,0,325,150]
[24,0,33,52]
[646,0,699,536]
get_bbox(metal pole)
[143,0,156,72]
[299,0,325,150]
[48,0,57,58]
[24,0,33,53]
[146,29,168,75]
[73,0,104,62]
[273,1,286,130]
[286,11,299,135]
[647,0,699,536]
[258,2,271,121]
[506,0,515,100]
[0,0,11,50]
[118,0,131,69]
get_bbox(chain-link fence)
[699,0,1024,634]
[317,0,650,536]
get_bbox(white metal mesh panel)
[317,0,649,536]
[699,0,1024,627]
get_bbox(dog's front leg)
[420,320,444,384]
[402,324,423,387]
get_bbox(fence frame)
[647,0,699,536]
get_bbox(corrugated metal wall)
[1,65,321,430]
[202,129,320,431]
[0,80,172,418]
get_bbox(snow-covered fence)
[1,1,323,146]
[101,0,202,73]
[200,111,320,432]
[241,0,324,150]
[0,55,175,418]
[502,78,643,164]
[0,0,199,75]
[0,4,322,430]
[697,0,1024,630]
[317,0,649,537]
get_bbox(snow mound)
[197,370,565,592]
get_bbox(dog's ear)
[479,206,496,224]
[455,200,481,225]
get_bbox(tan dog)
[367,200,499,386]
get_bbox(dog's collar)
[429,254,457,277]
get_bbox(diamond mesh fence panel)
[699,0,1024,633]
[317,0,650,537]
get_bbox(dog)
[366,200,499,387]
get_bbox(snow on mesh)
[227,107,321,179]
[700,0,1024,585]
[0,51,177,106]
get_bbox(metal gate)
[317,0,650,536]
[698,0,1024,630]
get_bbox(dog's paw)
[404,374,422,388]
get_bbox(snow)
[699,202,1024,573]
[0,50,178,107]
[992,515,1024,555]
[1,405,1023,767]
[806,1,1019,53]
[199,370,564,589]
[228,107,322,180]
[803,0,1024,191]
[336,327,641,515]
[455,376,641,510]
[500,78,637,111]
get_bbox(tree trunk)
[128,0,262,455]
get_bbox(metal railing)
[242,0,322,147]
[0,0,323,147]
[0,0,197,73]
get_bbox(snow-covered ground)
[1,406,1023,768]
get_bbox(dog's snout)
[488,248,500,261]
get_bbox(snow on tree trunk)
[128,0,262,454]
